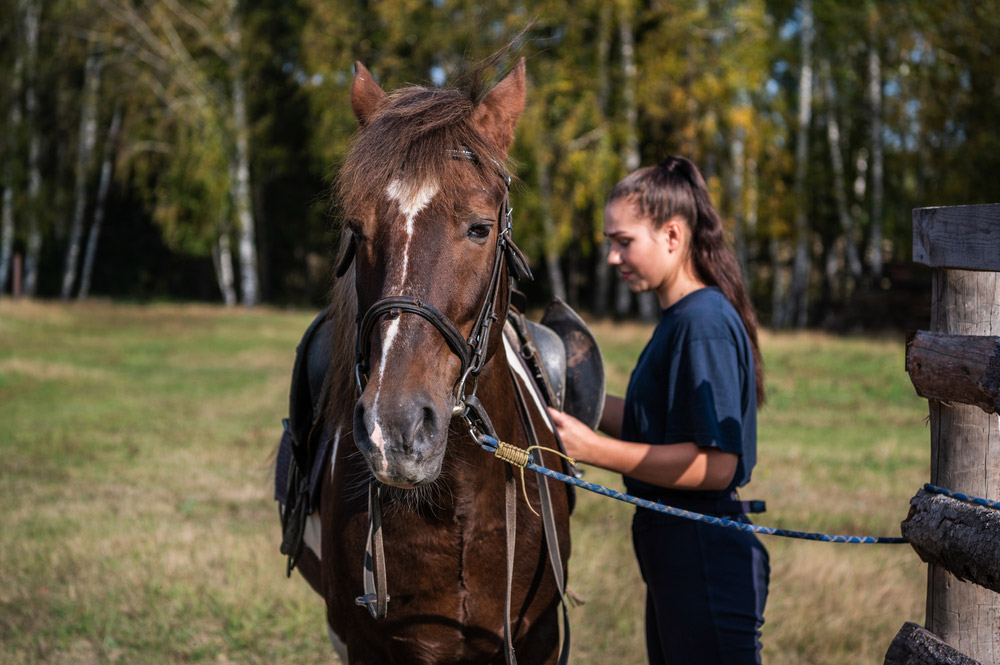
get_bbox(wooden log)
[901,489,1000,594]
[906,331,1000,415]
[913,204,1000,272]
[924,268,1000,665]
[884,622,983,665]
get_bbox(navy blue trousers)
[632,508,769,665]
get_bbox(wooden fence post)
[913,203,1000,665]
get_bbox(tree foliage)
[0,0,996,323]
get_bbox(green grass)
[0,302,929,664]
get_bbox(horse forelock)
[335,85,510,229]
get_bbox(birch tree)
[224,0,258,306]
[865,3,884,282]
[591,1,614,318]
[615,0,649,319]
[782,0,815,328]
[0,40,23,296]
[77,103,123,300]
[60,49,103,300]
[99,0,259,306]
[22,0,42,297]
[819,58,862,285]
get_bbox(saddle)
[275,297,605,570]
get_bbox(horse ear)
[352,61,388,126]
[473,58,526,155]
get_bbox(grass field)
[0,301,928,664]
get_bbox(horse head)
[336,60,528,489]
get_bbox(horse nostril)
[353,401,371,451]
[422,406,435,430]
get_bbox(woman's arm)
[549,408,737,491]
[598,395,624,439]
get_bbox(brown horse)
[293,58,572,665]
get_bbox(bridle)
[334,149,568,665]
[337,148,532,427]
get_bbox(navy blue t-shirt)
[621,287,757,500]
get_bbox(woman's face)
[604,197,682,298]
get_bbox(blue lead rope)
[924,483,1000,511]
[477,434,909,545]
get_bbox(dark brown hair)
[608,155,766,406]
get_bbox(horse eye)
[468,223,492,240]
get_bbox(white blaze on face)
[369,178,439,454]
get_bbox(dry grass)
[0,301,929,664]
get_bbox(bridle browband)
[339,148,532,419]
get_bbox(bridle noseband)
[339,149,532,421]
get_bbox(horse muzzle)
[353,391,448,488]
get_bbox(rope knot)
[490,440,577,517]
[494,441,531,467]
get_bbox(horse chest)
[323,460,552,663]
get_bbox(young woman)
[549,156,769,665]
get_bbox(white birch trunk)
[61,50,103,300]
[746,155,759,263]
[729,122,749,288]
[78,103,122,301]
[785,0,814,328]
[618,0,659,320]
[592,2,613,318]
[536,155,567,302]
[867,28,884,281]
[0,48,23,295]
[226,0,258,307]
[820,59,862,284]
[22,0,42,297]
[212,229,237,308]
[770,236,787,326]
[0,183,13,296]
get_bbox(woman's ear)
[662,217,686,252]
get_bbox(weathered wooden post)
[906,203,1000,664]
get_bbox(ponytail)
[608,156,766,406]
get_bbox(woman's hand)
[547,407,600,464]
[549,406,738,490]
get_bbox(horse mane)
[325,75,513,429]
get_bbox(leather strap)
[503,463,518,665]
[356,483,388,618]
[510,374,571,665]
[357,296,472,383]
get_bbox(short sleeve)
[662,337,744,454]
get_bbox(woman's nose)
[607,246,621,266]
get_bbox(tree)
[783,0,814,328]
[60,49,103,300]
[21,0,43,297]
[77,103,123,300]
[0,1,23,296]
[98,0,261,305]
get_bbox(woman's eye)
[468,224,491,239]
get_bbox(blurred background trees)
[0,0,995,326]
